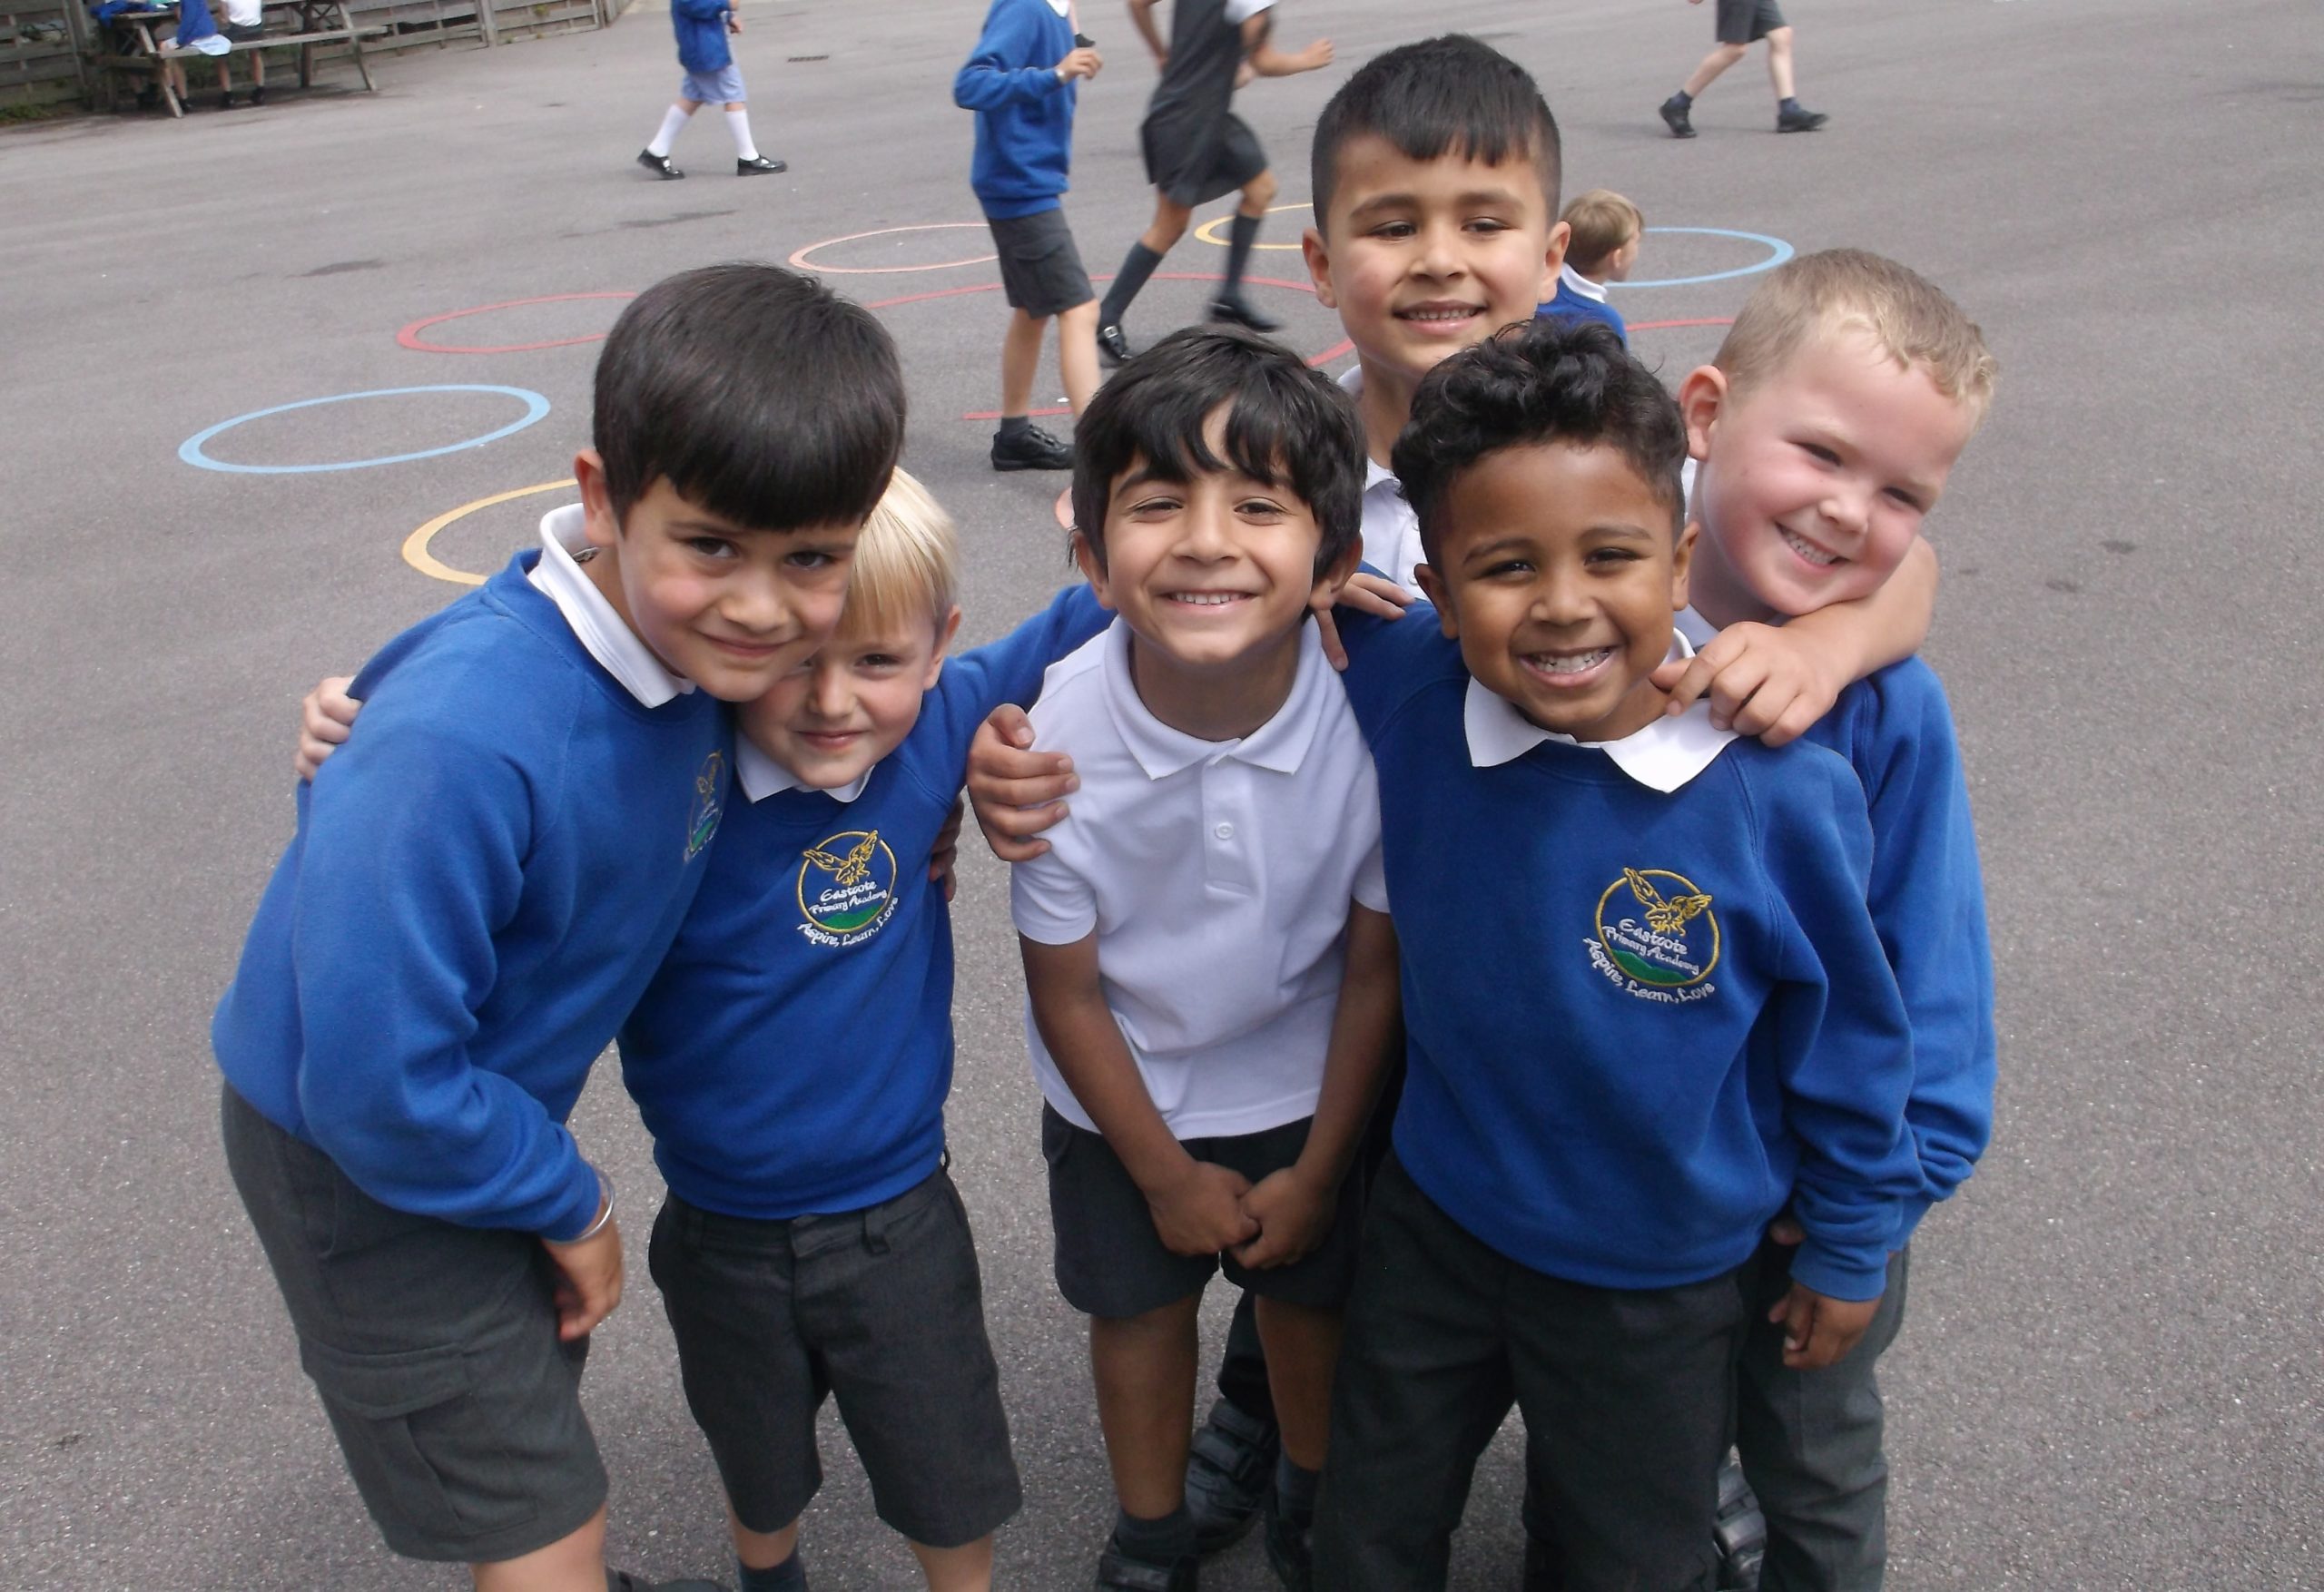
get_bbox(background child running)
[636,0,787,179]
[1012,328,1401,1592]
[1660,0,1827,138]
[954,0,1105,473]
[1540,188,1642,344]
[1092,0,1333,363]
[218,262,902,1592]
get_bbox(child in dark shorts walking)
[1093,0,1333,364]
[1659,0,1827,137]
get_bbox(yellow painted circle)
[402,478,576,585]
[1192,201,1312,251]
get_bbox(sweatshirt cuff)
[1891,1194,1935,1249]
[1787,1237,1891,1303]
[537,1160,606,1243]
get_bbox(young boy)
[1312,316,1922,1592]
[1092,0,1334,364]
[955,0,1105,473]
[1671,249,2000,1592]
[636,0,786,179]
[1012,327,1402,1592]
[1659,0,1827,138]
[1540,188,1641,344]
[213,263,901,1592]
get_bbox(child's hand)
[1769,1282,1879,1370]
[725,9,741,31]
[1233,58,1254,88]
[1765,1214,1806,1246]
[296,674,360,781]
[1292,37,1333,73]
[965,705,1075,862]
[1232,1165,1334,1270]
[542,1214,624,1341]
[1145,1160,1259,1257]
[1651,621,1846,746]
[1056,44,1101,80]
[927,797,965,902]
[1309,570,1412,670]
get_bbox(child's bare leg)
[470,1505,607,1592]
[1252,1296,1341,1471]
[907,1534,994,1592]
[1056,299,1098,416]
[1765,25,1797,99]
[1138,192,1195,256]
[729,1508,802,1574]
[999,308,1047,420]
[1683,41,1748,98]
[1090,1293,1203,1517]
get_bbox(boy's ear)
[576,449,619,551]
[1070,530,1118,611]
[1412,562,1461,639]
[1313,538,1364,602]
[1302,226,1339,311]
[1538,219,1572,302]
[1669,518,1699,614]
[1677,366,1727,463]
[921,605,965,691]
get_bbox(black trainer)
[1206,296,1281,333]
[1096,321,1134,368]
[250,84,265,105]
[737,154,787,174]
[1776,103,1828,133]
[636,149,684,179]
[1184,1398,1278,1553]
[1095,1541,1198,1591]
[990,423,1074,472]
[1659,94,1697,138]
[1262,1493,1313,1592]
[217,88,233,110]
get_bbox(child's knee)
[1243,170,1280,211]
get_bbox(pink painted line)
[397,292,637,355]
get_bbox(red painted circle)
[397,292,638,355]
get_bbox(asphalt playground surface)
[5,0,2320,1586]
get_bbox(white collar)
[1044,0,1069,14]
[1462,633,1739,792]
[1099,618,1331,781]
[525,505,694,708]
[1338,365,1399,493]
[735,738,872,805]
[1559,261,1609,303]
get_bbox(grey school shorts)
[220,1084,606,1564]
[1041,1105,1366,1320]
[1717,0,1787,44]
[678,63,746,104]
[647,1170,1021,1548]
[988,206,1096,318]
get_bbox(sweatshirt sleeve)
[1754,753,1924,1300]
[670,0,728,20]
[927,583,1110,763]
[954,5,1065,109]
[289,708,601,1240]
[1857,667,1996,1241]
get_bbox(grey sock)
[1224,211,1264,300]
[1113,1503,1196,1565]
[1099,241,1165,329]
[737,1551,806,1592]
[1275,1452,1320,1526]
[998,415,1030,439]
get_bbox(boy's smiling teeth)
[1525,646,1615,676]
[1780,526,1844,567]
[1167,591,1248,605]
[1399,303,1479,323]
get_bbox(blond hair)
[1715,248,1999,423]
[1560,189,1642,277]
[835,467,960,641]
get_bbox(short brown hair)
[1561,189,1641,278]
[1714,248,1999,423]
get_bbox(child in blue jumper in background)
[636,0,786,179]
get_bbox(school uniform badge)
[1586,867,1720,1003]
[796,829,900,948]
[685,750,726,860]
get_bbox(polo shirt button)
[1215,822,1235,840]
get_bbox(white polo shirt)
[1339,365,1426,593]
[1011,617,1390,1139]
[525,504,694,709]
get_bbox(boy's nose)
[809,670,852,718]
[722,572,794,638]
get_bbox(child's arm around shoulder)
[1658,538,1937,746]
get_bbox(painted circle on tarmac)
[397,292,637,355]
[404,478,576,585]
[1191,202,1313,251]
[181,387,553,474]
[790,223,999,275]
[1620,228,1794,289]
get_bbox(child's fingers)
[1767,1215,1806,1246]
[1653,651,1718,713]
[1314,607,1349,672]
[986,704,1037,749]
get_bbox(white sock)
[724,106,760,161]
[645,104,690,157]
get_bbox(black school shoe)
[1096,321,1135,368]
[606,1572,730,1592]
[1095,1541,1198,1591]
[1776,103,1829,133]
[1185,1397,1279,1553]
[991,422,1074,471]
[636,149,684,179]
[1659,94,1697,138]
[737,154,787,174]
[1206,295,1281,334]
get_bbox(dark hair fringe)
[1310,34,1562,227]
[1392,318,1689,570]
[1071,326,1364,579]
[593,262,905,532]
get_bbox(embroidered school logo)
[795,829,900,948]
[1584,867,1720,1004]
[684,750,726,861]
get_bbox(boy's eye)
[1464,217,1510,235]
[1482,558,1534,579]
[1236,497,1287,518]
[785,548,839,569]
[1798,443,1841,466]
[1367,220,1416,240]
[686,536,736,559]
[1585,546,1641,566]
[1882,487,1925,512]
[1124,495,1182,517]
[858,654,901,670]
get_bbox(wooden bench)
[94,0,376,115]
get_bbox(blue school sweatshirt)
[671,0,731,77]
[953,0,1078,219]
[1337,607,1923,1302]
[618,585,1108,1219]
[1538,275,1629,344]
[212,552,731,1241]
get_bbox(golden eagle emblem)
[803,831,881,887]
[1624,867,1713,936]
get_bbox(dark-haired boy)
[212,263,902,1592]
[1309,319,1921,1591]
[1013,327,1402,1591]
[1092,0,1334,363]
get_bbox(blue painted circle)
[179,386,552,474]
[1617,228,1796,290]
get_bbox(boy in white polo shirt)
[1011,326,1400,1592]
